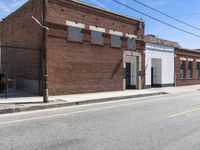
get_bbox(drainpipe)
[174,48,176,87]
[43,0,48,103]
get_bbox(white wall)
[145,43,175,86]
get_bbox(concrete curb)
[0,92,167,115]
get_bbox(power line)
[170,13,200,18]
[157,13,200,19]
[131,0,200,31]
[112,0,200,38]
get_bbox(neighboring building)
[0,21,2,41]
[144,35,179,88]
[0,21,2,70]
[1,0,43,95]
[175,48,200,86]
[1,0,145,95]
[1,0,43,46]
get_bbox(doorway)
[123,51,141,90]
[126,63,131,89]
[151,67,154,87]
[151,58,162,87]
[125,60,137,89]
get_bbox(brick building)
[1,0,145,95]
[175,48,200,86]
[0,21,2,42]
[46,0,145,95]
[0,21,2,70]
[1,0,43,46]
[1,0,43,95]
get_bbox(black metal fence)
[0,43,42,98]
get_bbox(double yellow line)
[169,107,200,118]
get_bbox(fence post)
[5,43,8,99]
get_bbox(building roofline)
[2,0,30,21]
[145,41,178,48]
[144,35,179,48]
[177,47,200,53]
[71,0,144,23]
[2,0,144,25]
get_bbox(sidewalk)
[149,85,200,94]
[0,85,199,114]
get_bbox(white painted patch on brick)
[188,58,194,62]
[66,20,85,28]
[89,26,105,33]
[180,57,187,61]
[126,33,137,39]
[109,30,123,36]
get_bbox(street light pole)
[43,0,48,103]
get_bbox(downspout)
[174,48,176,87]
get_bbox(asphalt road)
[0,91,200,150]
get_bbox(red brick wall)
[175,48,200,86]
[0,0,43,94]
[46,0,144,37]
[0,21,2,42]
[46,0,145,95]
[1,0,43,76]
[1,0,43,47]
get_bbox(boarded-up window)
[111,35,121,48]
[91,31,104,45]
[127,38,136,50]
[68,26,83,42]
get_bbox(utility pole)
[43,0,48,103]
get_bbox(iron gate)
[0,43,42,98]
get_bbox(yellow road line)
[169,107,200,118]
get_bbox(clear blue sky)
[0,0,200,49]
